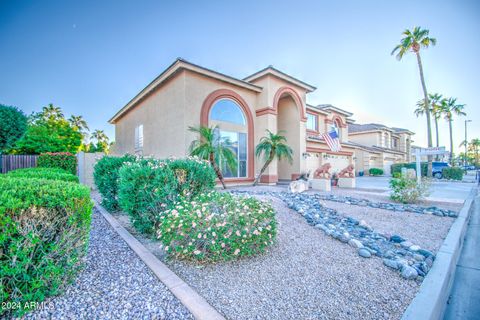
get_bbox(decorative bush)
[369,168,384,176]
[0,176,93,317]
[117,157,216,234]
[389,175,430,204]
[6,167,79,183]
[157,191,277,262]
[93,154,136,211]
[38,152,77,175]
[442,167,464,180]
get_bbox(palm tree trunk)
[416,52,433,177]
[435,117,439,160]
[253,157,274,186]
[449,119,454,165]
[210,153,227,189]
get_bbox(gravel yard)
[166,196,419,320]
[318,200,453,252]
[26,208,192,320]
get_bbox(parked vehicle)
[462,165,476,171]
[432,162,451,179]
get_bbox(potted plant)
[331,172,339,186]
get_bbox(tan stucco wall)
[349,131,379,147]
[113,71,187,158]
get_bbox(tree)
[392,26,436,177]
[0,104,27,153]
[440,97,466,164]
[12,105,82,154]
[188,125,237,189]
[469,138,480,166]
[69,115,89,134]
[89,129,110,153]
[253,130,293,186]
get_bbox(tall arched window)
[330,119,341,140]
[209,98,247,178]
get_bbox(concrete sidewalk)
[444,196,480,320]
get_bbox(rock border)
[401,186,478,320]
[94,201,225,320]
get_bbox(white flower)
[221,243,225,248]
[234,249,240,255]
[197,233,202,238]
[193,250,201,255]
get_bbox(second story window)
[135,124,143,153]
[306,113,318,131]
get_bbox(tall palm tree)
[68,115,89,133]
[441,97,466,164]
[429,93,443,149]
[469,138,480,166]
[392,26,436,177]
[253,130,293,186]
[41,103,64,121]
[188,125,237,189]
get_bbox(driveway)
[355,176,475,203]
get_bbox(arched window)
[330,119,341,139]
[209,99,246,125]
[209,99,247,178]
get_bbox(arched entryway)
[273,87,306,181]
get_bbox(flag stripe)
[322,130,341,152]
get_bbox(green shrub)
[389,175,430,204]
[442,167,464,180]
[117,157,216,234]
[369,168,384,176]
[93,154,136,211]
[38,152,77,175]
[0,176,93,317]
[6,167,79,183]
[157,191,277,262]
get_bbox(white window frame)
[134,124,143,154]
[306,113,318,131]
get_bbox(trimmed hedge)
[93,154,136,211]
[38,152,77,175]
[369,168,384,176]
[117,157,216,234]
[6,167,79,183]
[0,176,93,317]
[442,167,464,180]
[158,191,277,262]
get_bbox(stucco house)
[348,123,414,175]
[109,58,360,185]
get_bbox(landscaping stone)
[401,266,418,280]
[358,248,372,258]
[383,259,399,270]
[231,190,435,281]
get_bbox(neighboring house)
[348,123,414,176]
[109,58,357,185]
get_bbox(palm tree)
[68,115,89,133]
[469,138,480,166]
[441,97,466,164]
[41,103,64,121]
[429,93,443,149]
[392,26,436,177]
[188,125,237,189]
[91,129,108,144]
[253,130,293,186]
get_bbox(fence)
[0,154,39,174]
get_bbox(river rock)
[358,248,371,258]
[401,265,418,280]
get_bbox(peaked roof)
[315,104,353,117]
[243,66,317,92]
[109,58,263,123]
[349,123,415,135]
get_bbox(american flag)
[322,129,341,152]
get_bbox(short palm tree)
[253,130,293,186]
[392,26,436,177]
[188,125,237,189]
[441,97,466,164]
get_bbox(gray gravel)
[166,196,419,320]
[25,208,193,320]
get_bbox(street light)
[465,119,472,168]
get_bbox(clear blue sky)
[1,0,478,152]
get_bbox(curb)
[94,201,225,320]
[401,186,478,320]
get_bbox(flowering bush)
[157,192,277,262]
[117,156,216,234]
[38,152,77,174]
[93,154,136,211]
[390,175,430,203]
